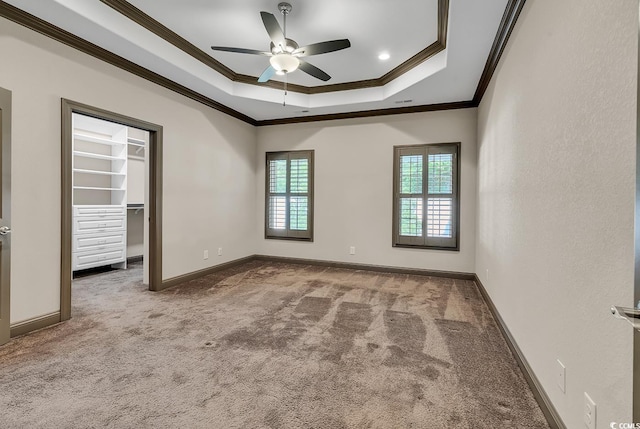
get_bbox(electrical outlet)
[584,392,596,429]
[217,247,222,256]
[349,246,356,255]
[556,359,565,393]
[203,250,209,260]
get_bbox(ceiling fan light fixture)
[270,53,300,73]
[211,3,350,84]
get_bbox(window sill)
[265,235,314,242]
[392,243,459,252]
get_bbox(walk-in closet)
[71,113,149,281]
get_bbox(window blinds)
[265,151,313,240]
[394,143,459,249]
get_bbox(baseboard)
[254,254,476,280]
[159,254,475,291]
[127,255,143,264]
[159,255,257,291]
[10,312,61,338]
[473,275,566,429]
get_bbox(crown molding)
[255,101,477,126]
[473,0,527,104]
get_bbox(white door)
[0,87,11,345]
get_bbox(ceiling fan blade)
[293,39,351,57]
[258,65,277,83]
[211,46,271,56]
[260,12,285,48]
[298,60,331,81]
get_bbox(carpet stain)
[366,342,379,352]
[294,296,332,322]
[383,310,426,351]
[322,301,373,362]
[221,288,314,351]
[264,409,283,428]
[383,345,445,380]
[435,318,540,427]
[172,372,188,385]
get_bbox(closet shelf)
[127,137,145,147]
[73,168,126,176]
[127,203,144,214]
[73,150,126,161]
[74,132,126,146]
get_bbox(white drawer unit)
[73,248,126,271]
[74,216,125,235]
[74,205,126,217]
[72,204,127,271]
[73,231,125,253]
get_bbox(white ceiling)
[4,0,509,121]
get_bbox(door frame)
[60,99,163,321]
[635,0,640,420]
[0,87,11,344]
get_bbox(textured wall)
[0,18,257,324]
[257,109,477,273]
[476,0,637,426]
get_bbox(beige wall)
[476,0,636,426]
[257,109,477,273]
[0,18,258,324]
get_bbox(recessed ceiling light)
[378,52,390,61]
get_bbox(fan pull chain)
[283,73,288,106]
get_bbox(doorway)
[0,87,11,346]
[61,100,163,321]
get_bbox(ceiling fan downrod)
[279,1,292,106]
[278,2,292,39]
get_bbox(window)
[265,150,314,241]
[393,143,460,250]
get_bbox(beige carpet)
[0,260,549,428]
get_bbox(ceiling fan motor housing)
[270,39,298,55]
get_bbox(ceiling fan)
[211,2,351,83]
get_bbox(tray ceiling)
[1,0,511,123]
